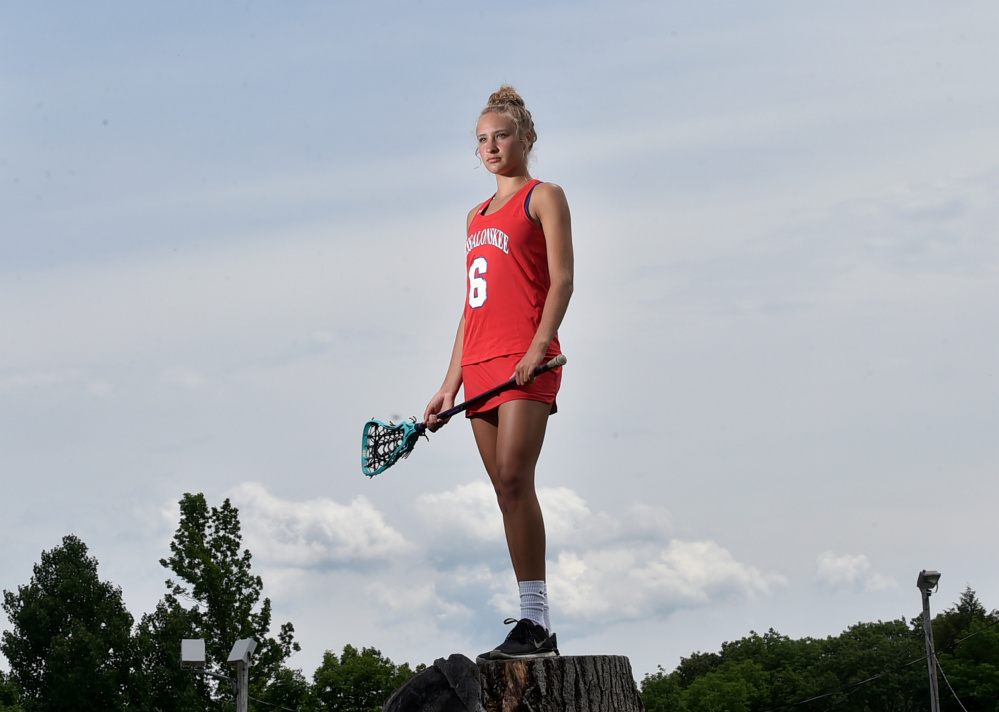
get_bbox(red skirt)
[462,353,561,417]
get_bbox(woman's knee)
[493,464,535,510]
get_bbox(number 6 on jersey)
[468,256,487,308]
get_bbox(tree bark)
[382,654,645,712]
[478,655,645,712]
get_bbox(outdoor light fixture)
[181,639,206,669]
[179,637,240,699]
[917,569,942,712]
[177,637,258,712]
[917,570,941,592]
[228,638,258,665]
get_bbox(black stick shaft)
[417,354,567,433]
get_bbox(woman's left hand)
[513,345,547,386]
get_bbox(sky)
[3,0,998,686]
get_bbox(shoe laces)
[503,617,542,644]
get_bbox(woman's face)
[476,112,529,175]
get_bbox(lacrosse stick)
[361,354,567,476]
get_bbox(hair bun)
[487,85,525,108]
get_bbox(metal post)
[917,570,941,712]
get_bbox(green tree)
[1,535,134,712]
[672,650,723,689]
[131,595,214,712]
[310,644,417,712]
[714,629,827,709]
[932,587,999,712]
[255,666,312,711]
[139,492,300,708]
[642,620,933,712]
[640,666,684,712]
[934,586,994,653]
[0,670,26,712]
[936,622,999,712]
[816,619,926,712]
[682,659,766,712]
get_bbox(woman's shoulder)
[531,181,567,204]
[527,181,569,222]
[532,179,561,192]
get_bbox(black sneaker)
[476,618,559,663]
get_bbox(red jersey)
[462,179,562,366]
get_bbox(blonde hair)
[479,85,537,152]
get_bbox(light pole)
[916,570,941,712]
[181,637,257,712]
[228,639,258,712]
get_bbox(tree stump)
[383,654,644,712]
[478,656,645,712]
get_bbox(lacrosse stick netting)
[361,419,425,476]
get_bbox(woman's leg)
[470,399,551,582]
[472,399,559,659]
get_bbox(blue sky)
[3,1,998,682]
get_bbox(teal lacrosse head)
[361,419,427,476]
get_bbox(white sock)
[519,580,551,633]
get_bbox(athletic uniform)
[462,179,562,416]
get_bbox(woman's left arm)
[516,182,574,385]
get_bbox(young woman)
[423,86,573,662]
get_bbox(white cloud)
[415,481,504,548]
[815,551,896,593]
[411,481,782,624]
[415,482,666,554]
[234,480,783,634]
[365,579,474,626]
[552,540,785,624]
[541,486,611,546]
[229,482,412,568]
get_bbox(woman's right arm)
[423,314,464,431]
[424,205,478,430]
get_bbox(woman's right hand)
[423,389,456,433]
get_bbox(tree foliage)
[642,620,930,712]
[132,595,212,712]
[136,492,301,708]
[310,644,418,712]
[160,493,299,675]
[1,535,135,712]
[1,499,424,712]
[933,587,999,712]
[254,665,312,711]
[642,592,999,712]
[0,670,26,712]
